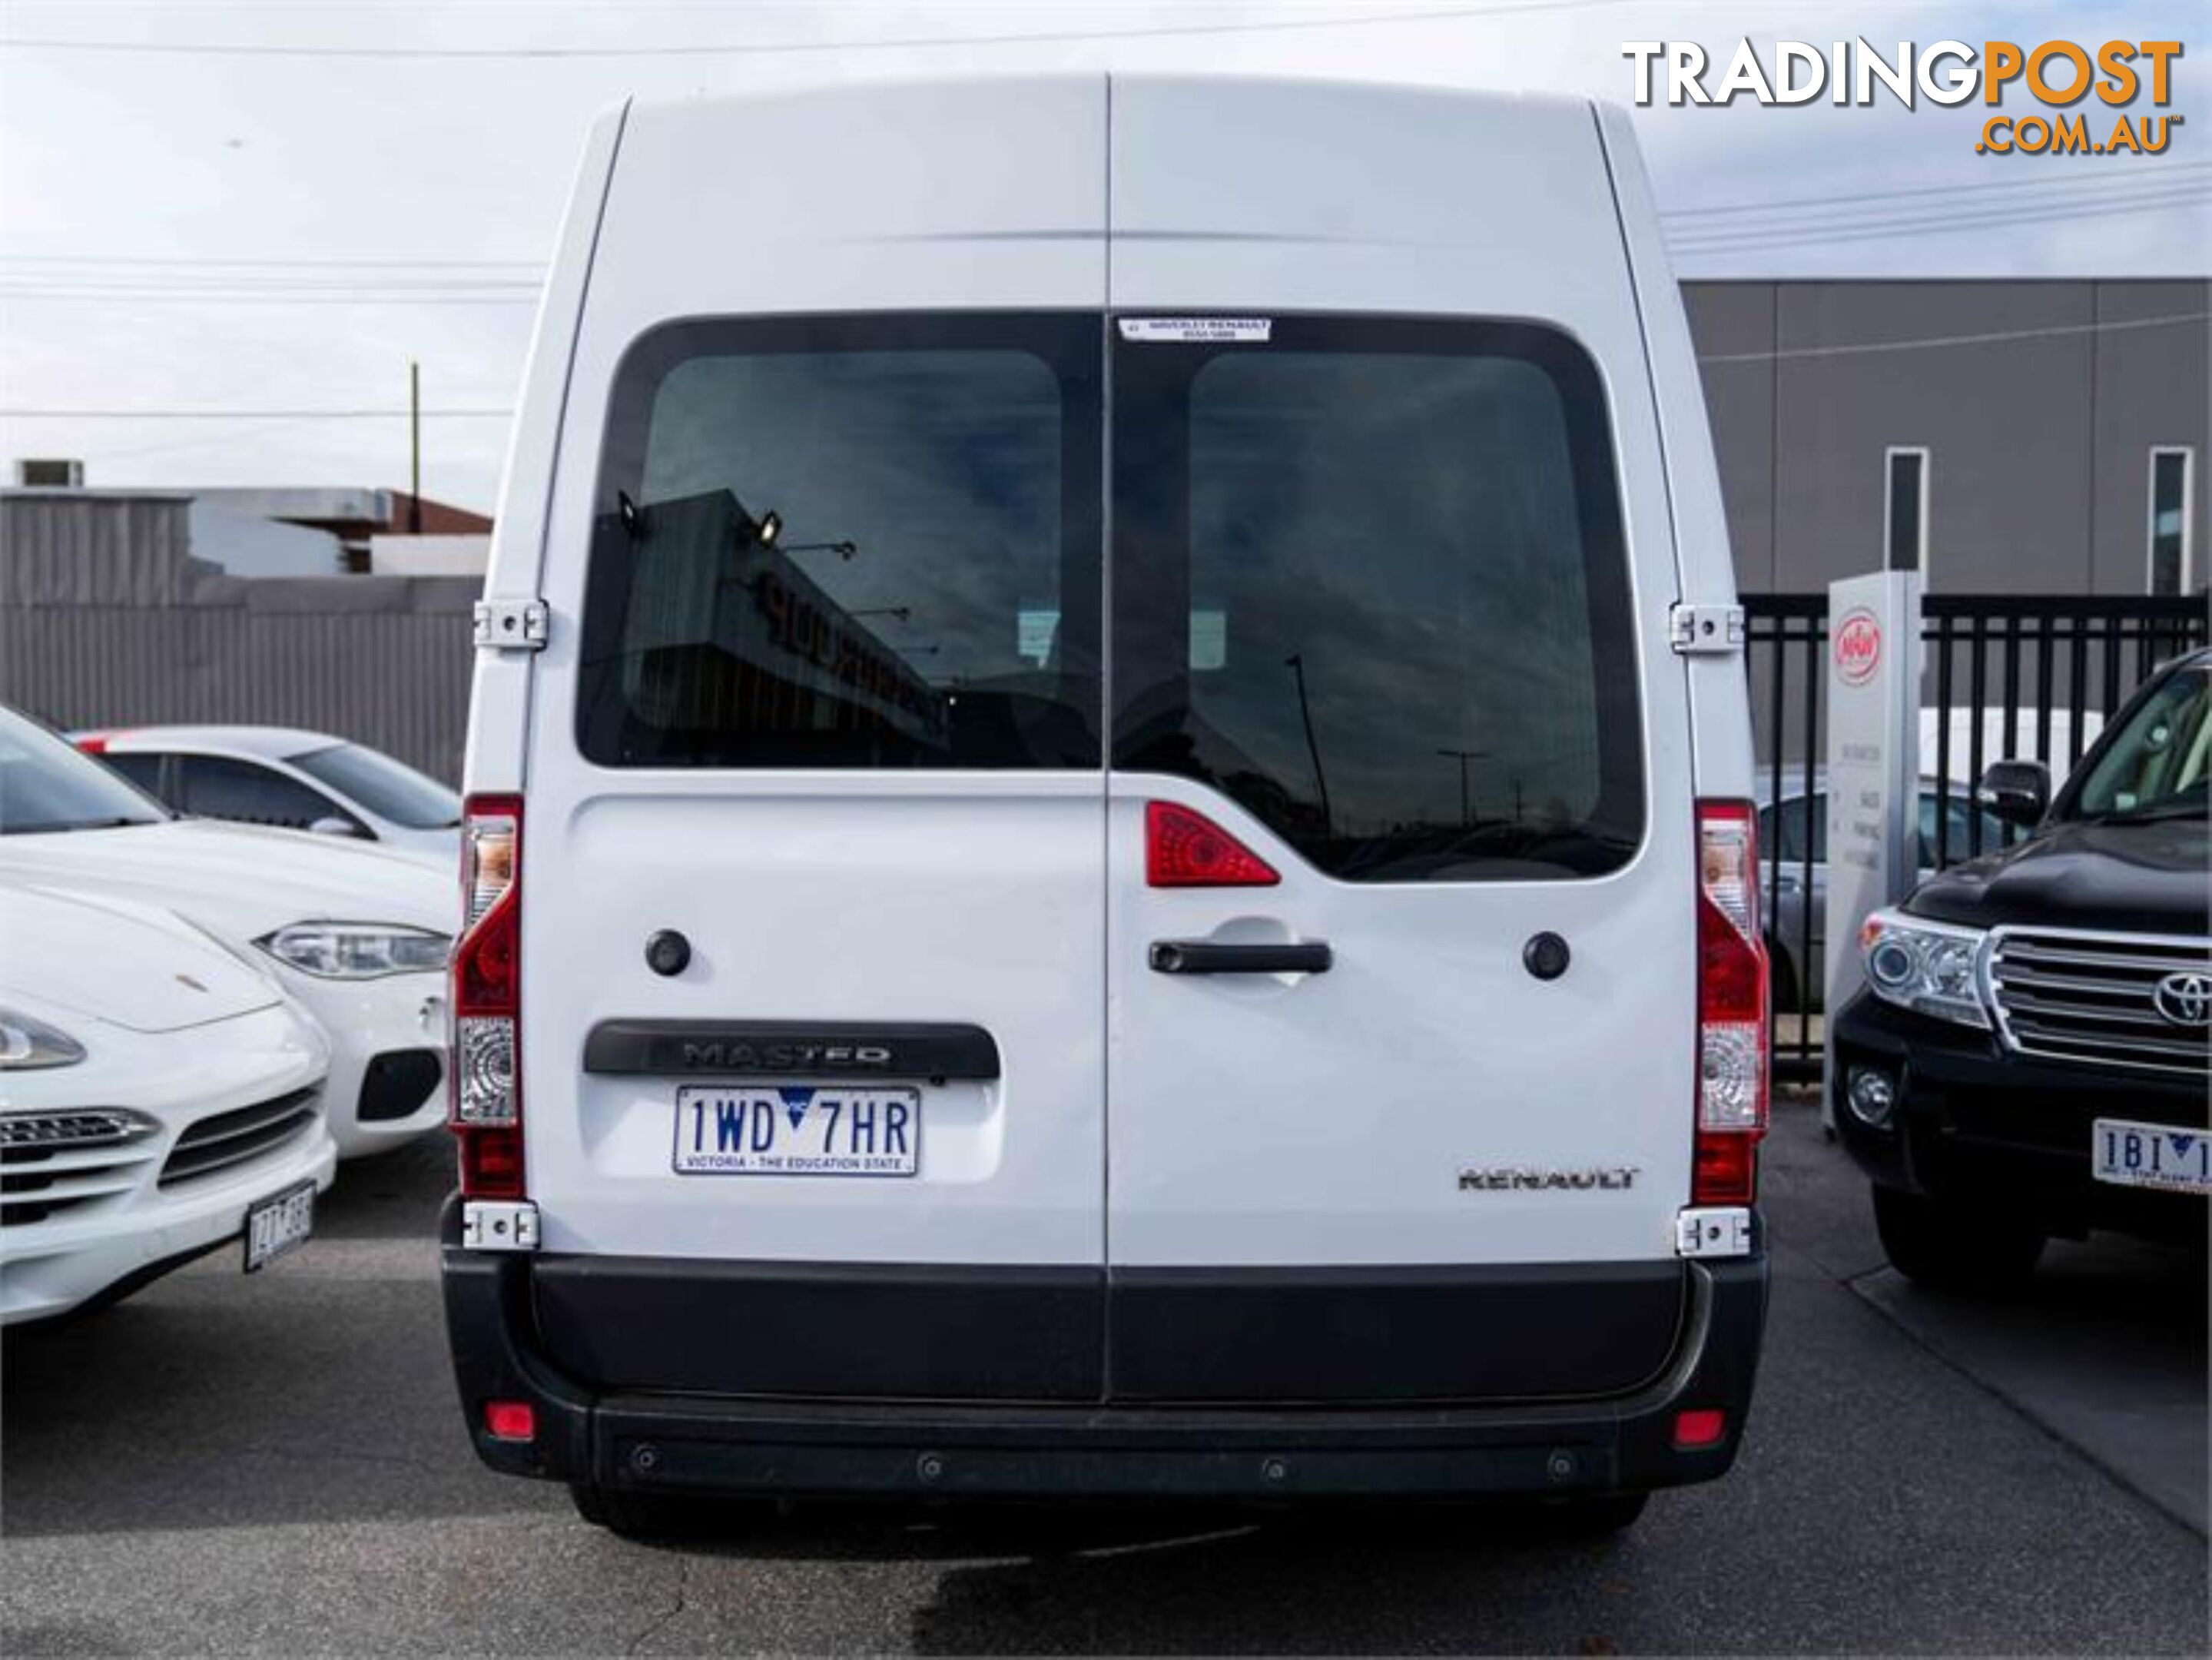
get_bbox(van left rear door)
[518,84,1113,1403]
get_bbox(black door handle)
[1149,940,1332,975]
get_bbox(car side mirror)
[307,815,365,838]
[1975,760,2050,828]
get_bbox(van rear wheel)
[1872,1184,2045,1291]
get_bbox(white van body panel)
[468,105,627,797]
[479,76,1729,1279]
[447,73,1771,1486]
[1594,101,1756,799]
[1105,79,1694,1267]
[513,81,1110,1264]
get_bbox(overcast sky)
[1,1,2204,512]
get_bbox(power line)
[1670,185,2212,251]
[0,252,542,266]
[1696,310,2210,366]
[0,254,545,270]
[18,310,2210,413]
[1669,184,2210,253]
[1671,196,2211,257]
[0,292,538,306]
[25,185,2190,294]
[4,167,2199,277]
[0,407,514,419]
[0,2,1621,59]
[0,276,539,290]
[1660,160,2212,221]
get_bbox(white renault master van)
[443,75,1769,1536]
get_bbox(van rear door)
[516,85,1111,1401]
[1101,79,1699,1403]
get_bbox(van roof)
[619,71,1603,123]
[580,72,1645,344]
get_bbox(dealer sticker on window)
[1117,317,1272,343]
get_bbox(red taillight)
[1694,800,1769,1204]
[452,793,524,1200]
[76,732,111,754]
[1146,801,1280,888]
[1673,1407,1727,1449]
[483,1399,536,1442]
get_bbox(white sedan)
[1,881,337,1326]
[0,706,456,1159]
[75,724,460,868]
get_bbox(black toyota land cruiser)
[1831,646,2210,1289]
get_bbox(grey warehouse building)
[1682,278,2209,599]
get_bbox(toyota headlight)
[256,923,451,980]
[0,1008,88,1069]
[1859,909,1989,1029]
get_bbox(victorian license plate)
[2091,1118,2212,1194]
[673,1085,920,1176]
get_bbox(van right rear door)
[1099,78,1700,1404]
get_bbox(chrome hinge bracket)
[473,597,549,652]
[1669,603,1746,656]
[1675,1206,1754,1259]
[461,1199,541,1252]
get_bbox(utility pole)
[408,360,423,533]
[1435,747,1489,825]
[1284,652,1333,837]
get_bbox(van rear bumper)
[442,1201,1768,1502]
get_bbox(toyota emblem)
[2151,971,2212,1028]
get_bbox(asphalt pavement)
[3,1099,2205,1656]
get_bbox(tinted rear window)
[290,743,460,829]
[178,755,361,833]
[577,314,1102,769]
[1112,317,1642,881]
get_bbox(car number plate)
[2091,1118,2212,1195]
[244,1180,317,1272]
[674,1085,920,1177]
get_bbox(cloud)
[0,2,2200,505]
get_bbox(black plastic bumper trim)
[440,1199,1769,1502]
[532,1256,1103,1401]
[358,1048,443,1124]
[1829,991,2210,1243]
[1107,1261,1685,1403]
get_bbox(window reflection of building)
[621,490,947,749]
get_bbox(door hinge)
[1675,1206,1753,1258]
[1668,603,1745,656]
[461,1199,540,1252]
[473,597,548,652]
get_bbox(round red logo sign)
[1834,607,1882,687]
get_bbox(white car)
[1,706,456,1159]
[444,78,1766,1539]
[75,724,461,868]
[1,881,337,1326]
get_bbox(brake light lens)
[1695,800,1769,1204]
[1146,801,1280,888]
[1673,1407,1727,1449]
[452,794,523,1199]
[483,1399,536,1442]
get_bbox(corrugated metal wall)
[2,495,479,782]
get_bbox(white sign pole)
[1822,570,1923,1122]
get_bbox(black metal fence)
[1744,591,2209,1081]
